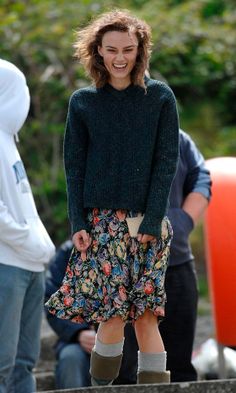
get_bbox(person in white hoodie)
[0,59,55,393]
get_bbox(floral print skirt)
[45,208,173,323]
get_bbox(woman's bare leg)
[97,316,125,343]
[134,309,164,352]
[90,316,125,385]
[134,309,170,384]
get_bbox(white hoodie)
[0,59,55,271]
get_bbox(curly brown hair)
[74,9,152,88]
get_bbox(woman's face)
[98,30,139,89]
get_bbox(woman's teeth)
[113,64,127,69]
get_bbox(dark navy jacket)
[168,130,211,265]
[45,130,211,352]
[45,239,91,355]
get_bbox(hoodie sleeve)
[0,198,30,246]
[0,196,55,263]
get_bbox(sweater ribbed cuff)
[138,218,161,239]
[71,222,90,236]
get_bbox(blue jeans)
[55,344,91,388]
[0,264,45,393]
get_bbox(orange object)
[204,157,236,346]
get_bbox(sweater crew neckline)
[103,82,143,99]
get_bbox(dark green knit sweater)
[64,77,179,238]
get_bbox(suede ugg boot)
[137,370,171,384]
[90,350,123,386]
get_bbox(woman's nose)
[115,52,125,61]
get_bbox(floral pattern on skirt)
[45,208,173,323]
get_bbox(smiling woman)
[73,9,151,89]
[97,30,139,90]
[45,8,179,387]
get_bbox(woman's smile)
[113,63,127,69]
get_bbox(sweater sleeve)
[64,93,89,235]
[139,90,179,238]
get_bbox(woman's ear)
[98,46,103,57]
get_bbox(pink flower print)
[67,269,74,279]
[93,216,100,225]
[144,281,154,295]
[104,295,109,304]
[153,306,165,318]
[108,226,116,237]
[103,262,111,276]
[63,296,74,306]
[61,284,71,294]
[66,265,72,274]
[71,315,85,323]
[119,286,127,301]
[93,208,99,216]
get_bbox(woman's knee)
[97,316,125,342]
[135,309,158,332]
[100,316,125,330]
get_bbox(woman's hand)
[137,234,156,243]
[72,230,91,252]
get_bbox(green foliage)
[201,0,225,18]
[0,0,235,245]
[198,275,209,300]
[137,0,236,120]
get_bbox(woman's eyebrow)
[105,44,137,49]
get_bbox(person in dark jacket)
[45,240,94,388]
[45,129,211,387]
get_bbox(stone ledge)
[38,379,236,393]
[35,371,55,391]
